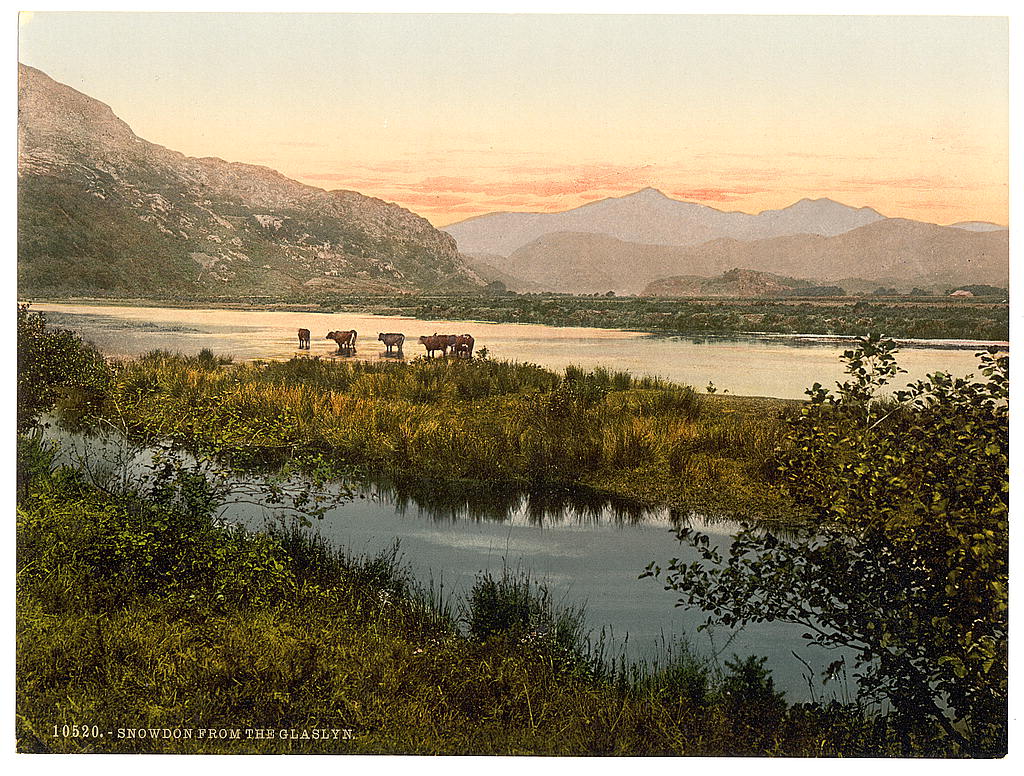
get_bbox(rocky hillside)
[18,64,480,298]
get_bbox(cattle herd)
[297,329,475,359]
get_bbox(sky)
[17,11,1010,227]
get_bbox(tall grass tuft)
[464,566,589,667]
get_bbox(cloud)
[299,173,392,188]
[895,200,958,212]
[833,175,982,193]
[670,186,769,202]
[386,192,475,209]
[838,175,943,190]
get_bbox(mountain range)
[18,63,1008,301]
[444,190,1007,294]
[18,64,480,298]
[444,188,891,257]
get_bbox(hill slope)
[492,219,1007,295]
[503,232,705,294]
[18,64,480,298]
[643,268,825,298]
[672,219,1008,286]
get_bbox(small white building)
[949,289,975,298]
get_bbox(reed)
[80,352,793,513]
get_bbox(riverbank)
[18,305,1005,756]
[22,292,1010,344]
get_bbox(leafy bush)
[647,335,1008,756]
[17,304,110,432]
[18,454,296,613]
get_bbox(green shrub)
[17,304,110,432]
[649,336,1009,756]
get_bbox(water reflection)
[34,417,837,700]
[368,477,663,526]
[358,475,785,538]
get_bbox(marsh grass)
[83,353,792,514]
[17,447,889,755]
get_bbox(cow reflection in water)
[326,330,357,355]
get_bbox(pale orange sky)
[19,13,1010,227]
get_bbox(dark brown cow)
[378,332,405,354]
[297,328,311,350]
[418,334,449,357]
[453,334,475,359]
[327,330,357,354]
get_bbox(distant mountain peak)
[629,187,671,199]
[774,196,879,214]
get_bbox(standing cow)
[454,334,475,359]
[418,334,449,357]
[327,330,357,354]
[378,332,405,354]
[297,328,311,350]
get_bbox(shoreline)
[24,296,1010,354]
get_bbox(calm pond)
[33,302,1001,701]
[33,302,1001,399]
[43,419,842,703]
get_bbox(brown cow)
[453,334,475,359]
[297,328,311,350]
[327,330,357,354]
[418,333,449,357]
[378,332,405,354]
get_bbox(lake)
[32,302,1002,400]
[32,301,998,701]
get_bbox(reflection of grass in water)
[371,476,661,526]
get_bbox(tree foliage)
[17,304,109,433]
[646,334,1008,755]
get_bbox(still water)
[44,420,843,703]
[33,302,1001,400]
[35,302,992,701]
